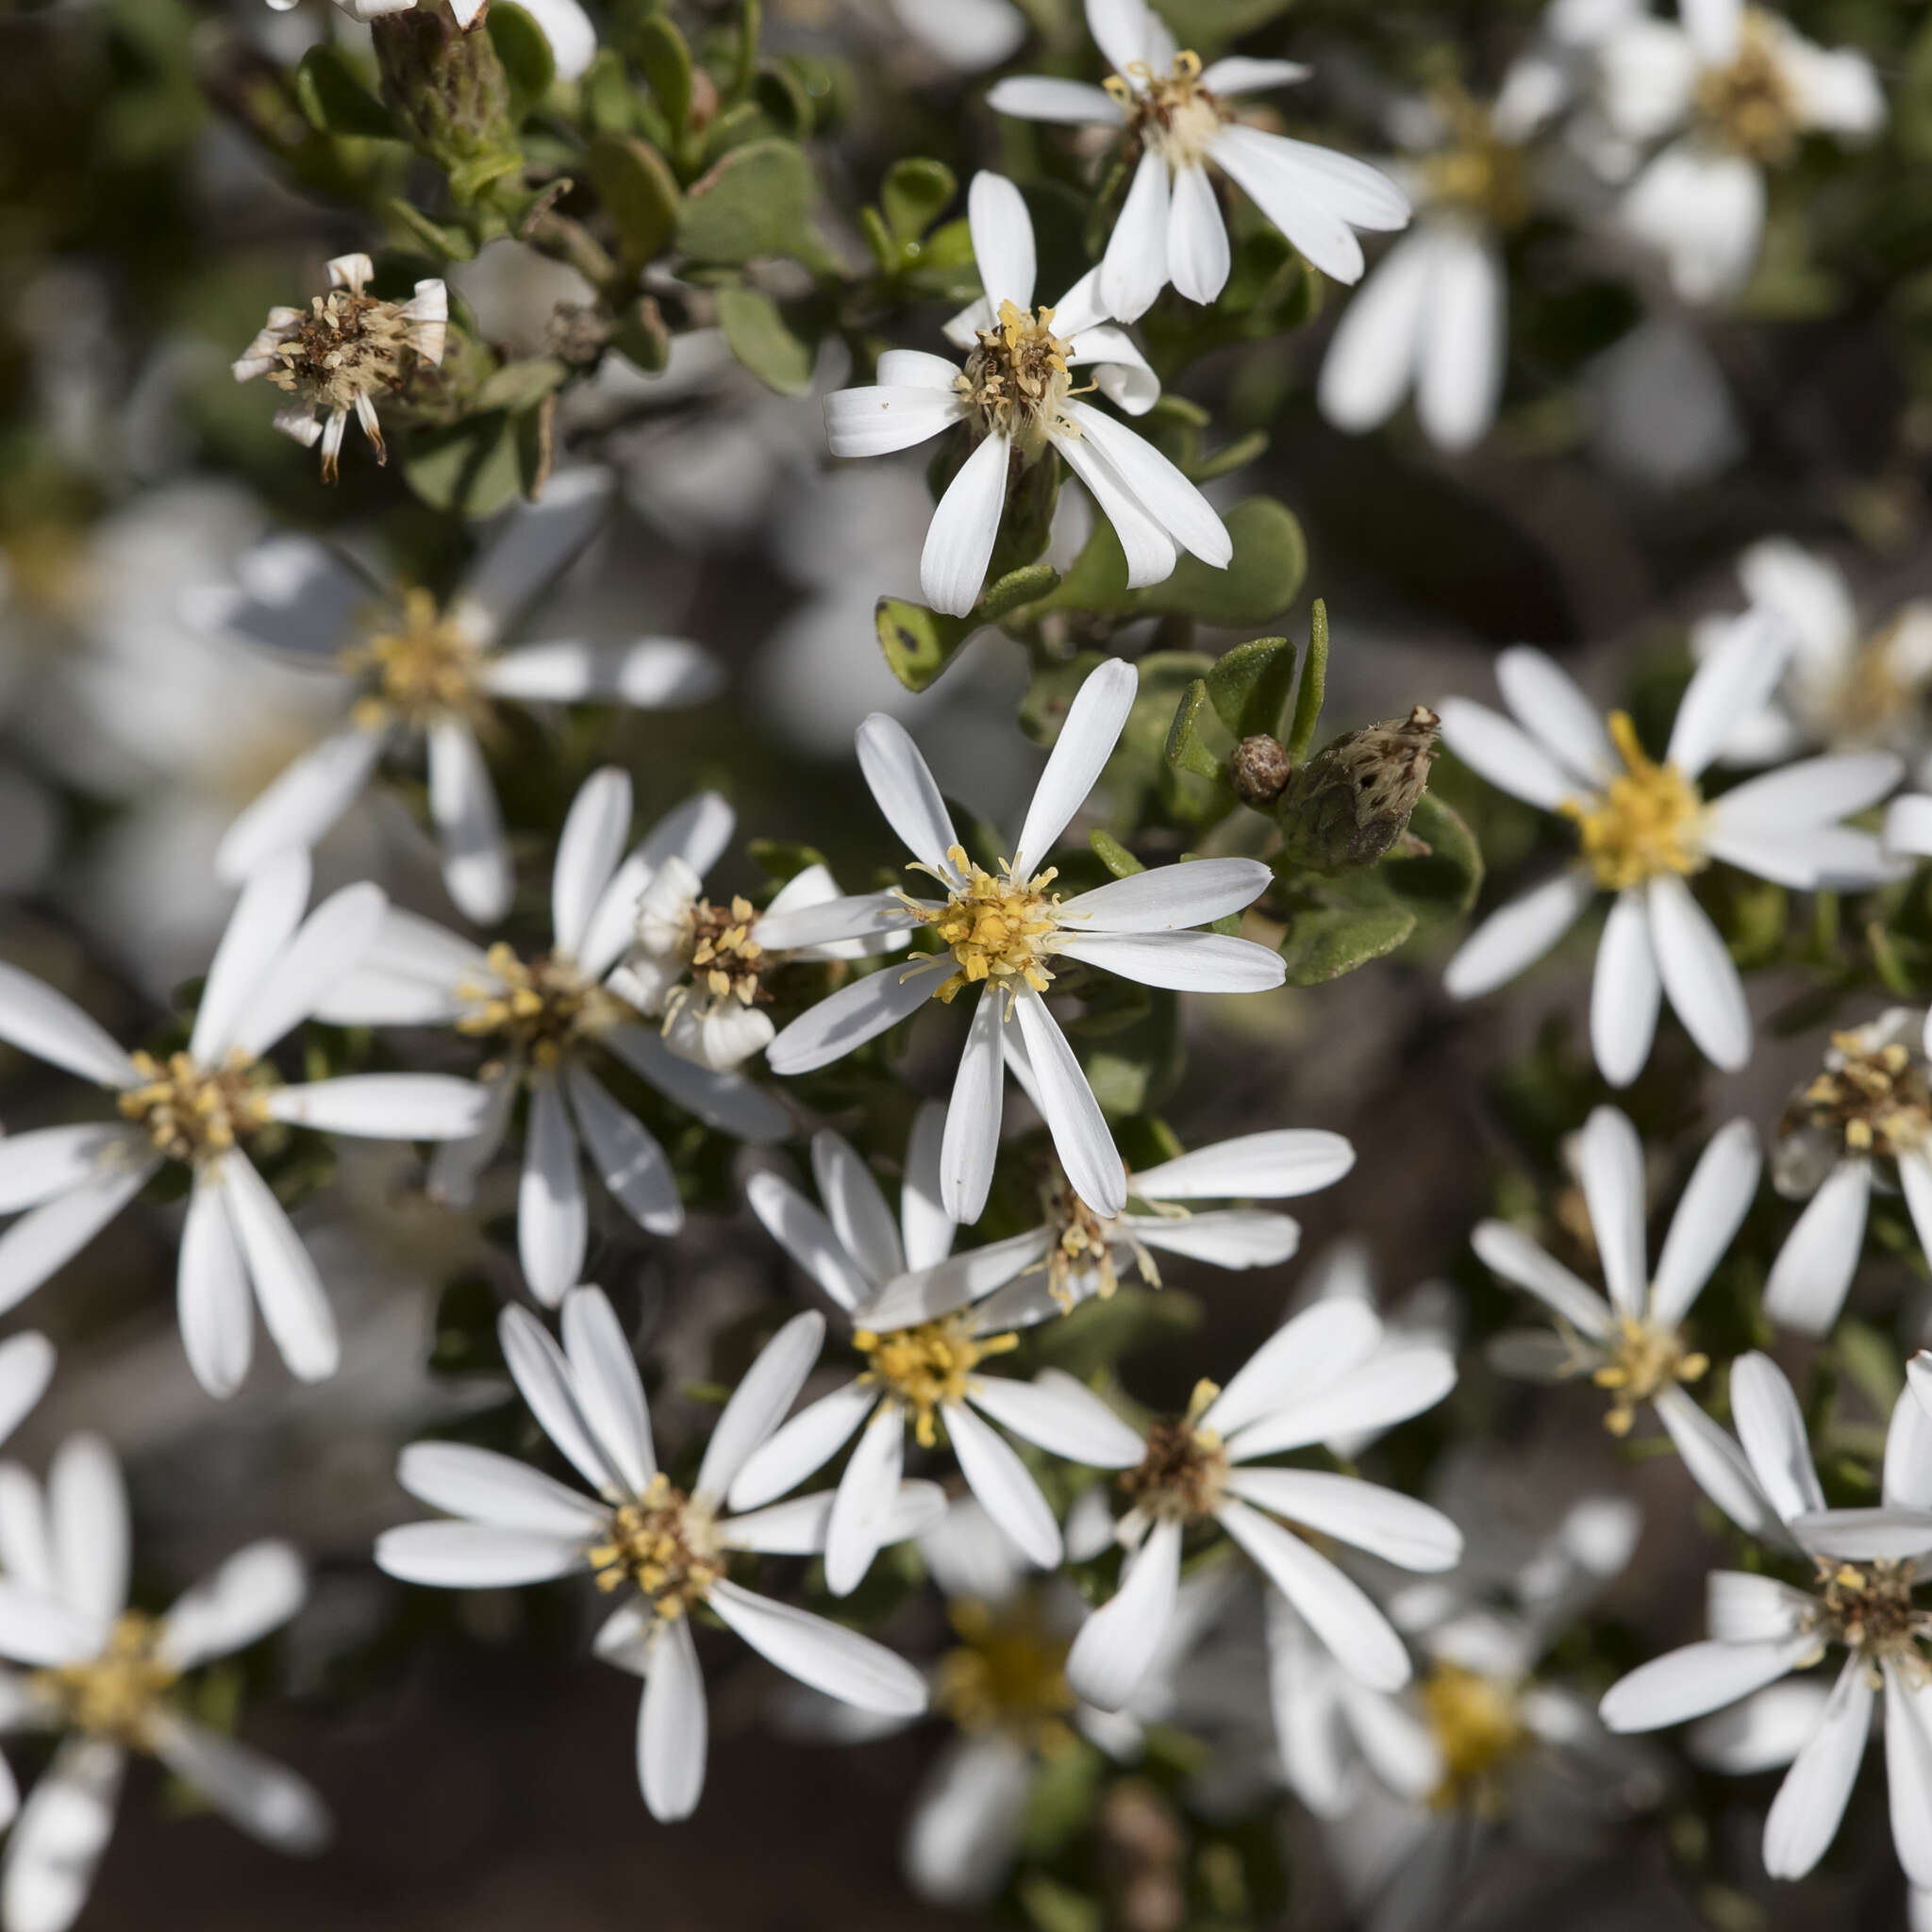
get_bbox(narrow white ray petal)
[374,1520,587,1587]
[578,791,737,980]
[1901,1156,1932,1300]
[1435,698,1580,811]
[0,1159,156,1322]
[1318,228,1433,434]
[563,1065,682,1238]
[0,1579,104,1668]
[1789,1506,1932,1563]
[1221,1470,1461,1572]
[1703,822,1906,891]
[1495,646,1614,784]
[0,1737,122,1932]
[189,852,312,1064]
[1066,1515,1182,1711]
[824,1402,906,1595]
[1167,162,1230,303]
[1763,1156,1870,1337]
[0,1467,53,1604]
[1415,224,1505,451]
[0,1335,51,1448]
[552,768,632,958]
[1442,869,1595,998]
[1762,1656,1871,1880]
[1126,1208,1301,1268]
[518,1073,586,1307]
[985,75,1124,123]
[559,1284,656,1495]
[427,720,514,925]
[964,1370,1144,1467]
[1013,992,1124,1219]
[855,1229,1053,1333]
[900,1099,955,1273]
[854,712,963,880]
[1134,1129,1354,1202]
[1208,126,1407,284]
[879,349,972,391]
[1100,148,1173,323]
[223,1154,339,1383]
[1707,751,1904,835]
[265,1074,491,1141]
[708,1579,926,1715]
[1707,1570,1814,1643]
[1198,55,1308,92]
[726,1380,877,1513]
[1667,608,1795,779]
[1653,1384,1783,1541]
[1591,888,1661,1087]
[967,172,1036,311]
[214,730,385,888]
[1647,875,1750,1071]
[498,1302,618,1495]
[1470,1221,1613,1338]
[1057,858,1269,934]
[147,1712,329,1853]
[158,1541,304,1672]
[766,958,948,1077]
[1224,1344,1457,1458]
[483,638,724,711]
[599,1024,790,1142]
[425,1065,516,1208]
[812,1132,905,1286]
[1050,929,1285,991]
[946,1398,1061,1567]
[456,468,612,637]
[231,882,388,1057]
[746,1174,875,1313]
[1051,427,1179,591]
[1889,1367,1932,1510]
[1730,1352,1826,1525]
[1690,1679,1831,1774]
[751,891,915,955]
[921,430,1010,619]
[0,1127,149,1218]
[824,383,965,459]
[1200,1299,1382,1439]
[1600,1633,1815,1733]
[48,1436,126,1629]
[694,1309,826,1507]
[903,1732,1032,1909]
[1060,404,1229,570]
[941,986,1008,1224]
[639,1614,707,1822]
[0,968,136,1092]
[1887,1664,1932,1890]
[1579,1107,1649,1320]
[1650,1118,1759,1328]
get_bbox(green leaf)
[1286,596,1328,762]
[1090,829,1143,878]
[981,562,1058,620]
[590,133,682,272]
[873,563,1058,693]
[385,197,476,261]
[1205,635,1294,741]
[401,411,524,518]
[486,2,555,119]
[578,47,640,135]
[1151,0,1294,54]
[1080,986,1183,1114]
[610,294,672,371]
[1164,678,1224,781]
[881,157,956,244]
[715,283,813,393]
[634,12,693,133]
[1191,425,1268,483]
[446,149,525,206]
[676,139,839,272]
[475,356,569,412]
[1380,792,1483,922]
[295,46,397,139]
[1832,1318,1904,1416]
[1278,905,1418,986]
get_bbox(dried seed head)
[1275,705,1440,873]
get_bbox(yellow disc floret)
[854,1316,1019,1449]
[586,1473,724,1620]
[1813,1557,1931,1678]
[1421,1661,1529,1816]
[34,1612,180,1751]
[1559,712,1707,892]
[1421,89,1534,230]
[1591,1315,1708,1438]
[1793,1032,1932,1160]
[1108,50,1226,168]
[934,1591,1078,1754]
[958,304,1077,463]
[118,1050,276,1165]
[1119,1379,1227,1523]
[341,587,486,731]
[455,944,625,1069]
[900,844,1062,1008]
[1695,10,1803,166]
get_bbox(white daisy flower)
[0,1434,325,1932]
[1440,617,1905,1086]
[270,0,599,80]
[890,0,1026,73]
[1599,1353,1932,1890]
[0,852,491,1396]
[986,0,1408,318]
[1693,540,1932,777]
[1762,1012,1932,1336]
[232,255,448,483]
[613,846,906,1074]
[1059,1300,1463,1713]
[1595,0,1884,302]
[310,767,789,1304]
[763,657,1287,1222]
[824,173,1229,618]
[734,1105,1149,1589]
[198,469,723,924]
[375,1286,937,1822]
[1477,1106,1762,1477]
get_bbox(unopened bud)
[372,3,520,189]
[1275,705,1440,874]
[1227,733,1291,806]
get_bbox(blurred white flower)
[0,1434,325,1932]
[989,0,1408,315]
[376,1287,937,1821]
[890,0,1024,71]
[1441,622,1904,1085]
[265,0,598,79]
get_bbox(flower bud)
[1274,704,1440,874]
[1227,733,1290,806]
[371,3,521,192]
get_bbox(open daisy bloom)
[1062,1299,1462,1714]
[201,470,722,923]
[312,769,790,1303]
[1441,619,1904,1086]
[1595,0,1883,301]
[0,852,490,1396]
[736,1108,1149,1589]
[1478,1108,1763,1467]
[232,255,447,483]
[763,658,1287,1222]
[824,173,1228,618]
[0,1434,325,1932]
[987,0,1408,319]
[269,0,599,81]
[1763,1011,1932,1336]
[1599,1354,1932,1891]
[375,1288,937,1822]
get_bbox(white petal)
[518,1072,586,1307]
[967,172,1036,311]
[454,468,611,637]
[1762,1655,1872,1880]
[1888,1664,1932,1890]
[694,1309,826,1508]
[1790,1505,1932,1563]
[1648,874,1751,1071]
[0,1337,51,1448]
[1578,1107,1649,1320]
[1622,142,1765,302]
[265,1074,491,1141]
[1066,1515,1182,1711]
[1059,404,1229,570]
[900,1098,955,1273]
[1218,1496,1410,1690]
[427,721,513,925]
[1496,646,1615,784]
[824,1401,906,1596]
[708,1579,926,1715]
[498,1302,619,1495]
[147,1712,329,1853]
[921,430,1011,619]
[232,881,388,1057]
[159,1541,306,1671]
[221,1154,339,1383]
[824,383,965,459]
[0,1469,52,1602]
[0,1738,121,1932]
[766,958,948,1076]
[1050,928,1285,991]
[1318,228,1433,434]
[1199,56,1308,92]
[750,891,914,955]
[1133,1128,1353,1202]
[0,967,136,1094]
[964,1370,1144,1467]
[903,1733,1032,1908]
[1415,225,1505,452]
[1166,163,1230,304]
[1764,1156,1869,1336]
[555,1284,655,1496]
[1730,1350,1825,1524]
[1707,750,1903,834]
[855,1229,1052,1333]
[639,1614,707,1822]
[1591,889,1661,1087]
[1650,1118,1760,1328]
[812,1132,905,1286]
[1223,1468,1461,1571]
[0,1127,148,1218]
[940,985,1007,1225]
[985,75,1123,124]
[1127,1208,1301,1268]
[46,1435,125,1634]
[396,1440,605,1540]
[374,1520,586,1587]
[1100,148,1172,324]
[552,768,632,958]
[854,712,963,880]
[1224,1344,1457,1458]
[190,852,314,1064]
[1653,1383,1783,1541]
[214,731,384,889]
[1690,1679,1831,1774]
[1889,1367,1932,1510]
[484,637,724,710]
[1669,608,1794,778]
[0,1160,155,1322]
[746,1174,875,1313]
[564,1065,681,1238]
[425,1066,516,1208]
[1442,868,1594,997]
[1469,1220,1612,1338]
[726,1380,877,1512]
[0,1580,102,1668]
[599,1024,791,1141]
[1057,858,1268,934]
[580,791,738,981]
[1201,1298,1382,1438]
[1052,426,1178,591]
[1013,992,1124,1220]
[1600,1634,1814,1732]
[1208,126,1407,285]
[1707,1570,1815,1642]
[946,1398,1061,1567]
[1435,698,1581,812]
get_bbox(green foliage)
[676,138,841,272]
[590,132,682,270]
[715,283,814,393]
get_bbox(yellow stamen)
[117,1050,276,1165]
[1421,1662,1528,1816]
[587,1473,724,1618]
[898,845,1061,1010]
[1558,712,1707,892]
[854,1317,1017,1449]
[33,1612,180,1750]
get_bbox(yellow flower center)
[1824,625,1920,744]
[670,897,768,1013]
[1421,1661,1528,1816]
[1108,50,1226,168]
[853,1316,1018,1450]
[34,1613,180,1750]
[1794,1034,1932,1160]
[1120,1380,1227,1523]
[933,1591,1078,1753]
[586,1473,724,1620]
[958,303,1077,463]
[1591,1315,1708,1437]
[1813,1558,1930,1674]
[341,587,486,731]
[1559,712,1707,892]
[1421,89,1534,230]
[1694,11,1802,166]
[455,944,625,1070]
[1037,1172,1171,1310]
[901,844,1062,1008]
[264,287,430,479]
[117,1050,276,1166]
